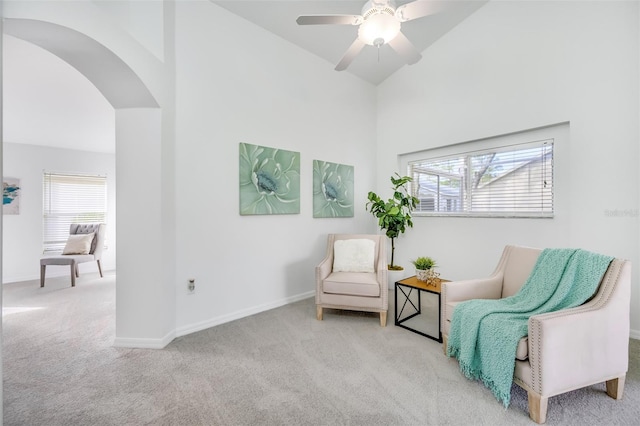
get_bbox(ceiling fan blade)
[296,15,362,26]
[395,0,445,22]
[335,38,365,71]
[387,31,422,65]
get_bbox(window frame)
[400,124,565,219]
[42,171,108,254]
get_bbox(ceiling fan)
[296,0,441,71]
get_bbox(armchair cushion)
[324,272,380,297]
[62,233,95,255]
[332,239,375,273]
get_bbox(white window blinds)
[43,172,107,253]
[409,140,553,217]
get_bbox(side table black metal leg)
[437,292,442,343]
[395,282,399,325]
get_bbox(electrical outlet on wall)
[188,278,195,293]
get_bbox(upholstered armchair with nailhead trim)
[441,245,630,423]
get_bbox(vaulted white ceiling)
[213,0,488,85]
[2,1,488,154]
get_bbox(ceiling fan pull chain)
[372,36,384,63]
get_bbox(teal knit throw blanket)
[447,248,613,407]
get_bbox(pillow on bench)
[62,233,95,255]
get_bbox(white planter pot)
[387,268,406,290]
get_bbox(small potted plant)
[411,256,438,283]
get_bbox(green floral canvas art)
[239,143,300,215]
[313,160,354,218]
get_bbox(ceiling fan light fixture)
[357,12,401,46]
[296,0,430,71]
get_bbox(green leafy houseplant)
[411,256,436,270]
[366,174,419,271]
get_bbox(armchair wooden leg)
[316,306,323,321]
[606,375,625,400]
[528,391,548,424]
[442,334,449,356]
[97,259,104,277]
[40,265,46,287]
[380,311,387,327]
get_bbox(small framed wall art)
[3,177,21,215]
[313,160,354,218]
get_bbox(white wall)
[2,142,116,283]
[114,108,173,346]
[1,17,5,418]
[173,1,377,335]
[377,1,640,337]
[91,0,165,62]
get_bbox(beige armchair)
[316,234,388,326]
[40,223,106,287]
[441,245,630,423]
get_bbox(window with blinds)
[43,172,107,253]
[408,139,553,217]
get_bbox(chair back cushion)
[330,234,383,271]
[333,239,375,273]
[502,246,543,298]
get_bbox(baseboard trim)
[630,329,640,340]
[112,291,315,348]
[175,291,315,338]
[3,268,115,284]
[113,329,176,349]
[3,273,48,283]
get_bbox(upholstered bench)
[40,223,106,287]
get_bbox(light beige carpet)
[3,273,639,425]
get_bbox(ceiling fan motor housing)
[362,0,397,18]
[359,0,401,46]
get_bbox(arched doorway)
[2,18,175,347]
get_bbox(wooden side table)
[394,275,448,342]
